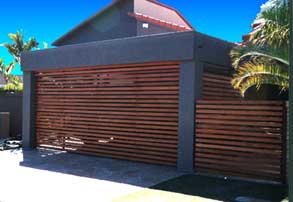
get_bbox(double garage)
[22,32,203,170]
[34,62,180,166]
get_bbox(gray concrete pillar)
[22,71,36,149]
[177,60,203,172]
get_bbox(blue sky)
[0,0,267,75]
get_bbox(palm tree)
[231,0,289,97]
[0,58,14,82]
[3,31,39,73]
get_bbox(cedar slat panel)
[36,102,178,109]
[36,71,179,82]
[196,143,281,155]
[196,139,282,150]
[36,105,178,112]
[36,76,180,84]
[195,100,286,183]
[40,143,177,165]
[36,126,177,140]
[36,95,178,99]
[36,115,178,126]
[196,128,281,138]
[196,114,282,122]
[197,100,283,105]
[195,152,280,164]
[37,138,177,158]
[36,109,178,117]
[202,93,242,100]
[36,98,179,104]
[196,134,281,143]
[34,65,179,77]
[36,81,179,88]
[36,132,178,149]
[35,90,178,95]
[196,109,282,116]
[36,71,180,82]
[196,119,282,127]
[36,119,178,131]
[196,148,281,161]
[36,112,178,122]
[35,61,178,72]
[197,104,283,111]
[35,62,179,166]
[197,124,282,133]
[35,86,179,92]
[36,121,178,135]
[202,65,241,99]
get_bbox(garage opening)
[34,62,179,166]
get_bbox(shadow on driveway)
[20,148,182,187]
[152,174,288,202]
[19,149,287,202]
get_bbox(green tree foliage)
[231,0,289,96]
[0,31,40,92]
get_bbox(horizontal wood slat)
[203,64,241,100]
[34,62,179,166]
[195,100,286,183]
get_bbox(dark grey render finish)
[55,0,137,46]
[21,31,233,171]
[0,93,22,137]
[0,112,9,138]
[177,61,197,172]
[22,72,36,149]
[22,32,195,71]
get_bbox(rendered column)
[22,71,36,149]
[177,60,203,172]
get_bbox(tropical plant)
[0,31,40,92]
[4,82,23,92]
[231,0,289,96]
[3,31,39,64]
[0,58,14,81]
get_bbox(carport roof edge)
[21,31,196,71]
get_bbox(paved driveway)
[0,149,182,202]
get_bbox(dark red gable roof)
[52,0,194,46]
[140,0,194,30]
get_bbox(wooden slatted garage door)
[34,62,179,166]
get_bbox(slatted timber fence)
[203,64,241,100]
[195,100,287,183]
[34,61,179,166]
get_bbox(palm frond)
[230,45,289,69]
[3,31,39,64]
[230,0,289,97]
[257,0,289,26]
[232,63,289,96]
[24,38,39,51]
[250,20,289,49]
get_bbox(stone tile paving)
[0,149,182,202]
